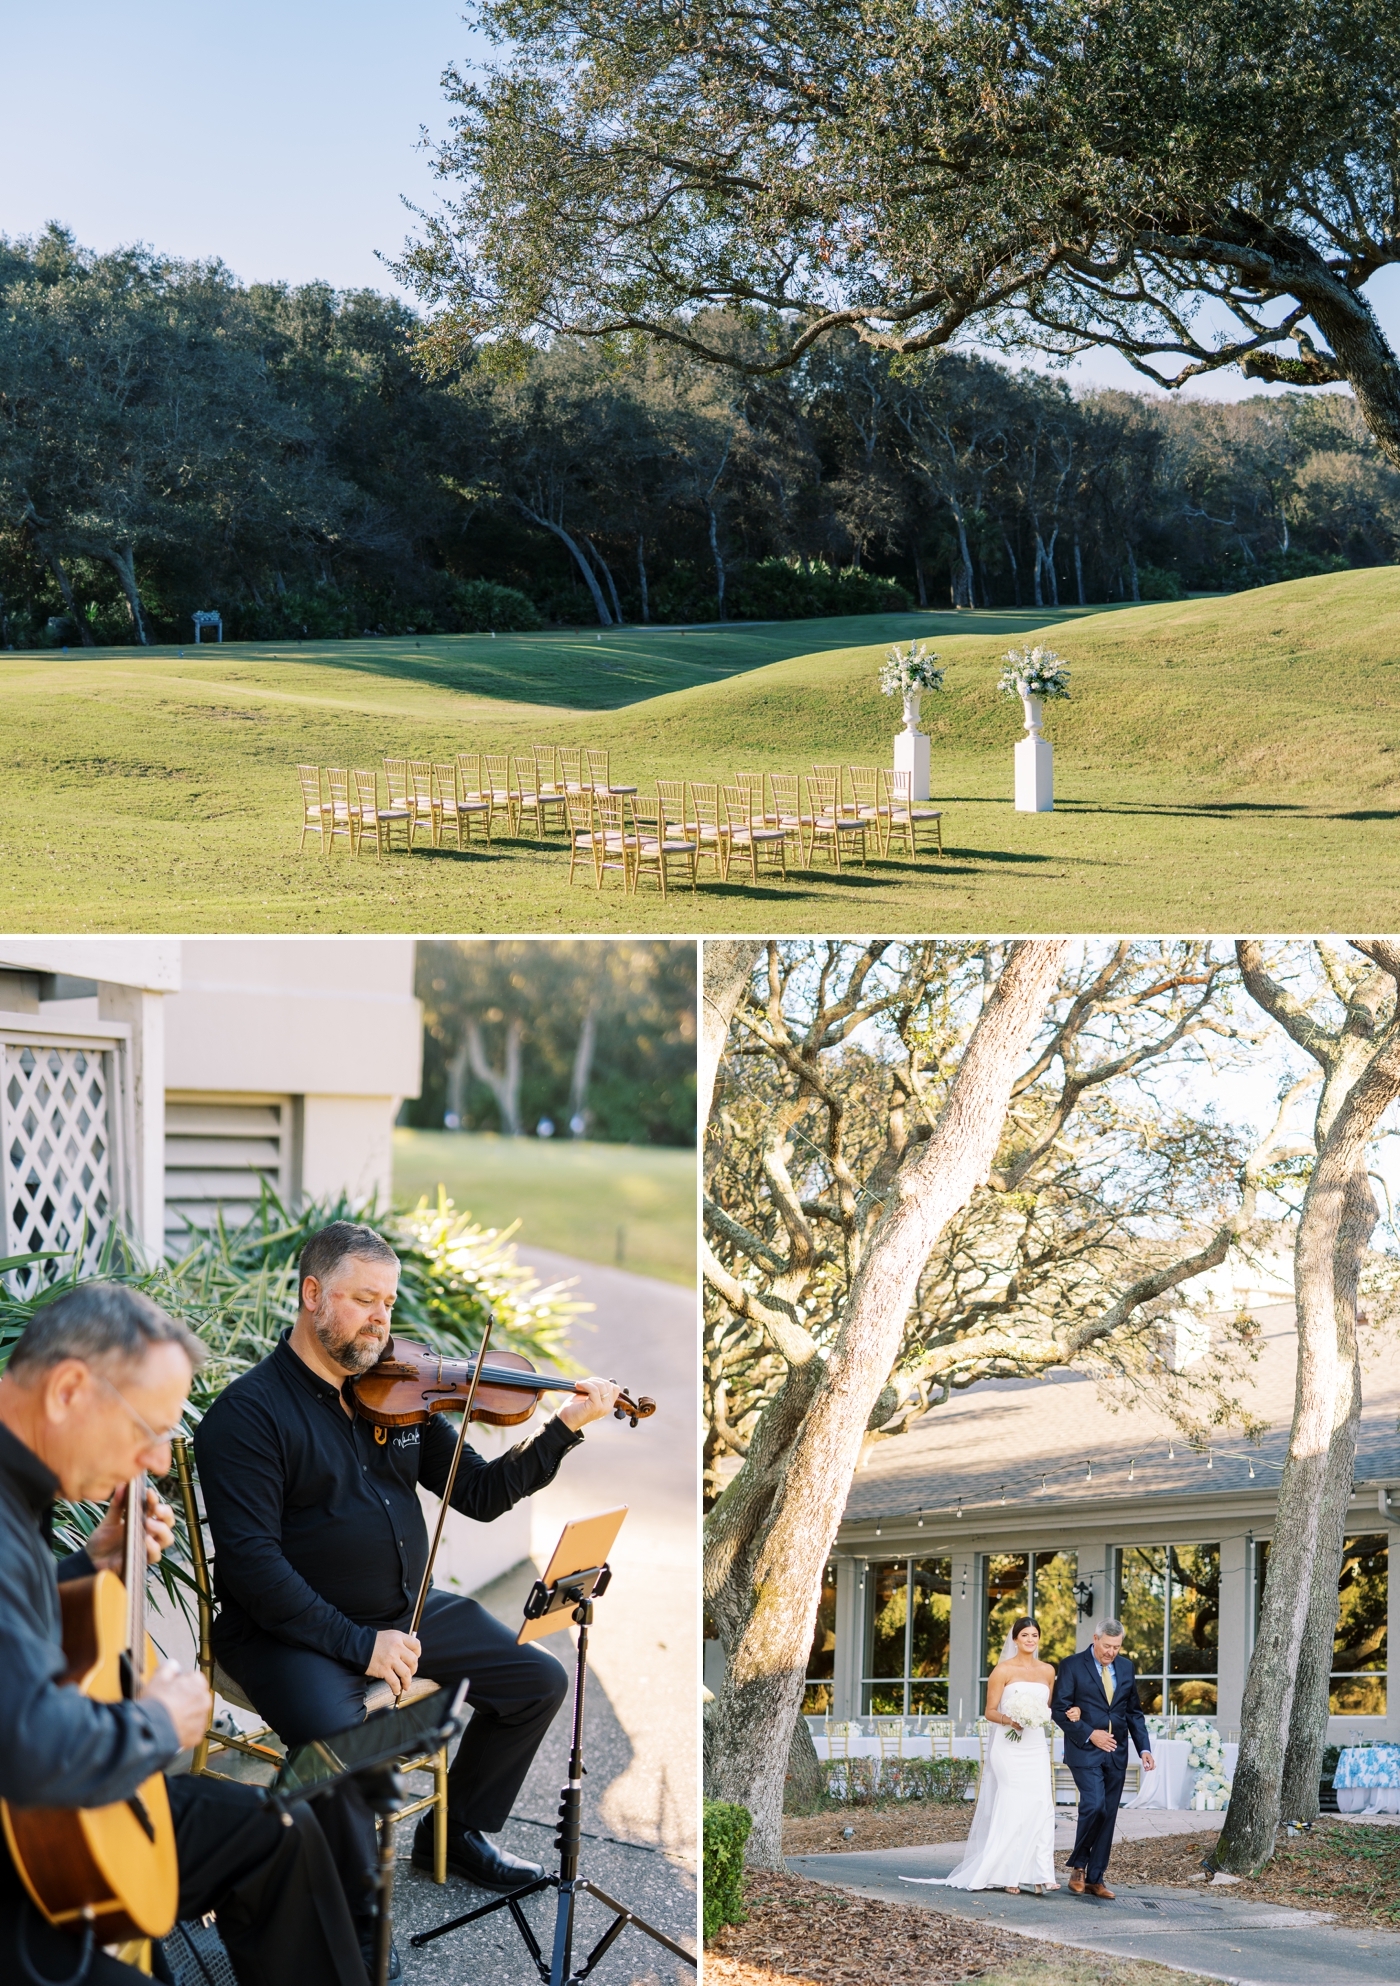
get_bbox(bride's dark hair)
[1010,1616,1040,1642]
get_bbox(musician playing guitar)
[195,1221,626,1980]
[0,1282,365,1986]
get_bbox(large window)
[802,1563,839,1714]
[861,1557,951,1714]
[1114,1543,1219,1714]
[980,1550,1078,1706]
[1257,1533,1388,1716]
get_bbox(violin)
[351,1337,656,1431]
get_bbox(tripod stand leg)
[548,1878,576,1986]
[409,1876,552,1948]
[576,1881,698,1971]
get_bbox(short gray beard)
[311,1299,385,1375]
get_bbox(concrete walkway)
[787,1839,1400,1985]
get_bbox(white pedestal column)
[1014,693,1054,812]
[894,728,931,802]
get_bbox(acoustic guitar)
[1,1472,180,1943]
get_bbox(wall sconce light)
[1072,1579,1095,1619]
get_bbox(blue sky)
[5,1,1398,404]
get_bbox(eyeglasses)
[89,1368,185,1453]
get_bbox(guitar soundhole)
[126,1794,157,1844]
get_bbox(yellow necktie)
[1101,1662,1115,1704]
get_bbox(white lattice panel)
[4,1042,112,1291]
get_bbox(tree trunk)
[585,536,624,623]
[23,508,96,645]
[1293,283,1400,475]
[101,541,150,644]
[1030,525,1045,607]
[568,997,599,1136]
[912,551,928,608]
[1073,536,1086,606]
[1278,1170,1370,1822]
[1045,526,1060,607]
[464,1015,524,1136]
[1002,533,1020,606]
[445,1039,471,1125]
[784,1710,824,1814]
[949,508,974,607]
[636,535,650,622]
[700,943,763,1132]
[512,501,612,624]
[708,505,726,619]
[1215,1005,1400,1873]
[704,939,1068,1868]
[1125,541,1141,603]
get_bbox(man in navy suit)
[1050,1618,1156,1897]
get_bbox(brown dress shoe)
[1067,1868,1085,1893]
[1087,1881,1115,1899]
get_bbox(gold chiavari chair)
[848,765,891,853]
[296,764,333,855]
[455,752,492,825]
[883,766,944,856]
[384,757,432,848]
[633,784,698,897]
[722,782,788,884]
[558,745,586,794]
[807,768,868,870]
[688,782,732,882]
[812,764,853,815]
[768,771,814,867]
[481,752,523,837]
[433,761,489,850]
[351,768,411,860]
[321,768,356,855]
[586,745,637,800]
[531,745,568,832]
[408,759,440,848]
[873,1715,906,1764]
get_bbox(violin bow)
[405,1311,493,1653]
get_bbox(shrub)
[732,558,912,621]
[445,578,543,633]
[1134,562,1183,601]
[819,1753,978,1805]
[703,1799,751,1941]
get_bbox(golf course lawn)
[392,1129,695,1287]
[3,571,1398,932]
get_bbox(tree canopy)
[399,0,1400,466]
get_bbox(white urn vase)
[1014,689,1053,812]
[894,687,931,801]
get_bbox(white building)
[794,1305,1397,1745]
[0,938,529,1593]
[0,937,420,1259]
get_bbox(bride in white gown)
[903,1615,1058,1895]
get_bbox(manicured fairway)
[392,1129,695,1286]
[2,572,1397,932]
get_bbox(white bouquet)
[998,644,1071,702]
[880,640,945,697]
[999,1683,1052,1743]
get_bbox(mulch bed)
[783,1803,974,1856]
[703,1869,1050,1983]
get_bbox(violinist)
[0,1283,365,1986]
[195,1221,624,1979]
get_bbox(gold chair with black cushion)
[170,1437,451,1882]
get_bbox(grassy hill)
[393,1130,694,1287]
[2,575,1397,930]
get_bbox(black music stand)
[265,1681,470,1986]
[410,1510,697,1986]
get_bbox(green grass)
[5,574,1400,929]
[392,1128,695,1286]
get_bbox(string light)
[1207,1451,1214,1471]
[1248,1460,1255,1479]
[956,1501,963,1518]
[1086,1460,1093,1482]
[1169,1440,1175,1460]
[917,1511,924,1527]
[1128,1458,1135,1482]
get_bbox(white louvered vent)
[164,1094,293,1245]
[3,1042,114,1292]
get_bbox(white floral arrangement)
[998,644,1070,702]
[1176,1718,1233,1809]
[1192,1768,1232,1811]
[1000,1682,1053,1743]
[880,640,945,697]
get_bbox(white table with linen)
[812,1729,1063,1765]
[1333,1744,1400,1813]
[1120,1736,1239,1810]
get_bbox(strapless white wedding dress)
[903,1680,1057,1892]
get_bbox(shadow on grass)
[1051,797,1312,819]
[1327,809,1400,822]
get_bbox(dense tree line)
[1,224,1395,647]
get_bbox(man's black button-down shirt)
[0,1419,179,1808]
[196,1332,584,1671]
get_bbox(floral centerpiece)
[998,644,1071,702]
[999,1683,1053,1743]
[1177,1718,1233,1810]
[881,640,945,699]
